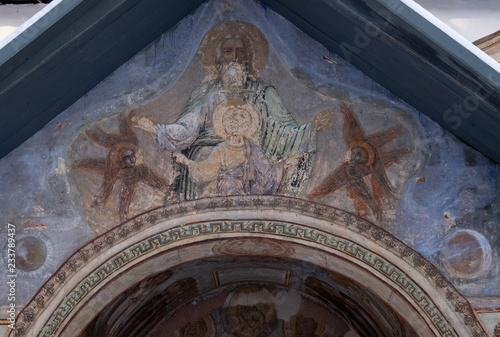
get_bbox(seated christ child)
[173,100,300,197]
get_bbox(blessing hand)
[284,154,303,170]
[173,153,191,166]
[134,117,158,135]
[311,109,335,133]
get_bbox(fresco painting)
[69,20,409,232]
[172,101,304,197]
[1,0,499,334]
[134,20,333,201]
[222,286,278,337]
[287,315,326,337]
[80,272,197,337]
[61,9,497,297]
[154,280,354,337]
[72,110,177,226]
[77,257,363,337]
[308,103,410,222]
[14,236,47,272]
[178,316,215,337]
[305,273,418,337]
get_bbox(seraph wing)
[308,163,351,199]
[341,103,365,146]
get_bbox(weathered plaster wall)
[0,0,499,333]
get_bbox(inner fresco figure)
[173,101,301,197]
[135,20,333,200]
[224,286,278,337]
[308,103,410,222]
[290,315,324,337]
[73,111,177,222]
[180,316,213,337]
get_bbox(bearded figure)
[226,286,277,337]
[136,21,333,200]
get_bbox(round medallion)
[16,236,48,272]
[440,229,492,279]
[214,238,294,257]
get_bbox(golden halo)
[227,286,274,327]
[198,20,269,77]
[201,315,215,337]
[349,141,375,166]
[213,100,260,141]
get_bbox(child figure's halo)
[213,100,260,142]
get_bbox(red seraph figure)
[308,103,410,222]
[84,109,139,148]
[73,110,177,222]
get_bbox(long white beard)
[221,62,248,92]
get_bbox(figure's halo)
[213,100,260,141]
[227,286,275,327]
[198,20,269,77]
[349,141,375,166]
[201,314,215,337]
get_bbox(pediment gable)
[1,1,499,336]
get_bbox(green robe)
[157,79,315,200]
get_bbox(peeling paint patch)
[55,157,66,175]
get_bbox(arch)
[10,196,486,337]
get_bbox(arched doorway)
[11,196,485,337]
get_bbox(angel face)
[350,147,368,165]
[121,149,136,168]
